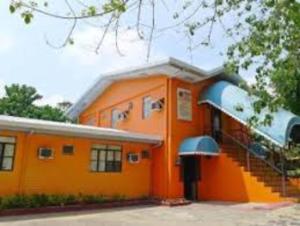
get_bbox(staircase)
[222,145,300,202]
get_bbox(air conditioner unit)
[151,98,165,112]
[118,110,129,121]
[127,153,140,164]
[38,147,54,160]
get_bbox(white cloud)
[62,27,165,72]
[0,33,14,53]
[35,94,65,107]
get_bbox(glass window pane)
[115,162,122,172]
[90,161,98,171]
[143,97,152,119]
[0,137,15,143]
[108,145,121,151]
[2,157,13,170]
[99,150,106,161]
[91,150,98,160]
[98,161,106,172]
[107,151,114,161]
[106,161,115,172]
[4,144,15,157]
[115,151,122,161]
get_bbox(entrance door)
[211,108,222,142]
[182,156,200,201]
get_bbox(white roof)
[66,57,225,119]
[0,115,162,144]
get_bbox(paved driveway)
[0,202,299,226]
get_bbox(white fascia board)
[0,116,162,144]
[168,57,224,77]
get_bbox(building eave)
[66,57,225,120]
[0,115,162,145]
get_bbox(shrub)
[47,194,76,206]
[0,195,30,210]
[78,194,106,204]
[0,193,130,210]
[112,194,127,201]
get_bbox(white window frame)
[143,96,152,119]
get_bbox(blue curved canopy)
[199,81,300,147]
[179,136,219,156]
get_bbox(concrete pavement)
[0,202,299,226]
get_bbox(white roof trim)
[0,115,162,144]
[179,151,219,156]
[66,57,224,119]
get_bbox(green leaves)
[22,12,33,24]
[226,0,300,128]
[9,4,15,14]
[68,38,74,45]
[103,0,127,14]
[87,6,97,16]
[0,84,71,122]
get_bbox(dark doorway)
[182,156,200,201]
[290,125,300,144]
[211,107,222,142]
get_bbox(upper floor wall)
[79,75,168,136]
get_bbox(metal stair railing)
[204,128,288,196]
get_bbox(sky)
[0,1,232,106]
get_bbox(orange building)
[1,58,300,203]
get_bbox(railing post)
[247,151,250,171]
[280,151,286,196]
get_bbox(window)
[62,145,74,155]
[0,136,16,171]
[143,96,152,119]
[90,145,122,172]
[111,109,120,128]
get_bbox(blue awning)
[179,136,219,156]
[199,81,300,147]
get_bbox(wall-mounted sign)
[177,88,192,121]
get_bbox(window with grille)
[0,136,16,171]
[90,145,122,172]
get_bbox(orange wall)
[165,77,216,198]
[199,148,284,202]
[0,131,155,198]
[2,75,297,203]
[80,75,170,198]
[80,75,167,136]
[78,75,217,199]
[76,74,294,203]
